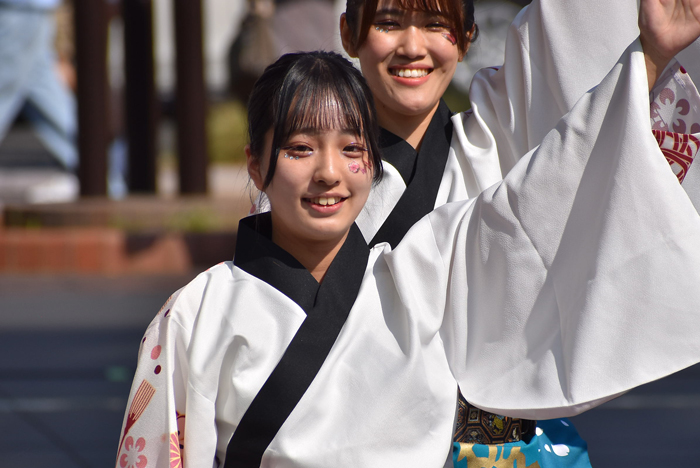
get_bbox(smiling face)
[248,126,373,254]
[342,0,466,129]
[244,52,382,278]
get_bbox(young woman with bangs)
[116,5,700,464]
[339,0,700,465]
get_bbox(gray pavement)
[0,273,195,468]
[1,273,699,467]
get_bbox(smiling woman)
[341,0,475,149]
[338,0,700,465]
[248,126,374,281]
[244,52,382,281]
[116,13,700,464]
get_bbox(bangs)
[258,52,383,188]
[283,85,366,141]
[394,0,460,18]
[351,0,473,52]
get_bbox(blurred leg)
[0,6,43,139]
[21,11,78,171]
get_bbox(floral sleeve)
[650,60,700,183]
[116,291,187,468]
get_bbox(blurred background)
[0,0,697,466]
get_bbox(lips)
[389,68,432,78]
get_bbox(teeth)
[392,68,429,78]
[312,197,341,206]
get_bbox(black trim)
[234,213,318,311]
[370,100,454,249]
[379,129,418,184]
[225,214,370,467]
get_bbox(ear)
[246,145,265,191]
[340,14,359,58]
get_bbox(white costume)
[117,42,700,468]
[356,0,700,246]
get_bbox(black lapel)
[379,128,418,184]
[234,213,318,311]
[370,100,453,249]
[225,214,370,467]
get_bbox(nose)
[313,149,341,187]
[396,26,427,59]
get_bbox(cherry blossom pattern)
[119,436,148,468]
[653,130,700,183]
[118,380,156,457]
[348,161,367,175]
[170,433,183,468]
[536,420,574,458]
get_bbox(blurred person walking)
[0,0,79,201]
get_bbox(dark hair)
[247,51,383,189]
[345,0,479,54]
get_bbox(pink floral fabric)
[650,63,700,135]
[649,61,700,183]
[119,436,148,468]
[116,298,189,468]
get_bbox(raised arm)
[422,39,700,418]
[454,0,700,200]
[640,0,700,89]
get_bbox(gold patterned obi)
[454,392,536,444]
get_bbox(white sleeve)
[470,0,638,170]
[450,0,640,198]
[454,0,700,203]
[116,289,219,468]
[434,41,700,419]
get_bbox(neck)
[271,230,348,283]
[377,101,440,150]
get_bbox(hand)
[639,0,700,89]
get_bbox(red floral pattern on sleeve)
[649,60,700,183]
[650,61,700,136]
[653,130,700,183]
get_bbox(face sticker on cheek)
[348,161,367,175]
[442,31,457,46]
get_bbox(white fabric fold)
[413,41,700,418]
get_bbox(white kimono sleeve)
[457,0,700,195]
[395,41,700,420]
[116,288,219,468]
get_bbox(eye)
[281,144,313,158]
[374,19,400,30]
[426,22,451,32]
[343,143,368,158]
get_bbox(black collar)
[226,213,370,467]
[370,100,454,248]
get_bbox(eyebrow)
[292,128,361,136]
[374,7,447,18]
[375,7,405,15]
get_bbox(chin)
[309,225,353,241]
[394,101,439,117]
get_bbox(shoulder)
[158,261,237,331]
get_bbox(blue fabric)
[453,418,592,468]
[0,0,61,11]
[0,4,77,170]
